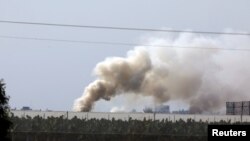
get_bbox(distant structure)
[155,105,170,113]
[130,109,137,113]
[143,105,170,114]
[226,101,250,115]
[172,109,189,114]
[21,106,32,111]
[143,107,153,113]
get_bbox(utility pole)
[153,111,156,121]
[66,111,68,119]
[153,100,156,121]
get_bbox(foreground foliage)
[0,79,12,141]
[10,115,249,136]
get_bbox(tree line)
[10,115,250,141]
[11,114,249,135]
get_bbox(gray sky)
[0,0,250,111]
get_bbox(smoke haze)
[73,33,250,114]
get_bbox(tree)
[0,79,12,141]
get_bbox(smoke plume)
[73,33,250,113]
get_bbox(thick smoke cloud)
[73,33,250,113]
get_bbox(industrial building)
[143,105,170,113]
[155,105,170,113]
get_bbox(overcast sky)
[0,0,250,111]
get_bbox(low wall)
[11,110,250,122]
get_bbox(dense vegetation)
[10,115,250,141]
[11,115,209,135]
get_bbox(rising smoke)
[73,33,250,114]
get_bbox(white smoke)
[73,32,250,114]
[110,106,126,112]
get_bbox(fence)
[11,110,250,122]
